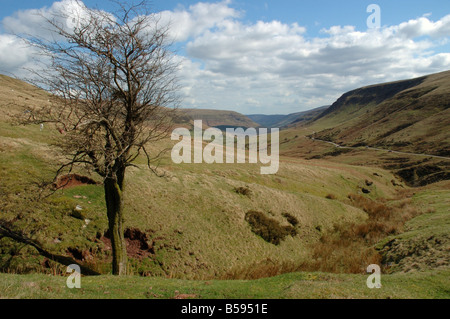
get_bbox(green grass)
[0,111,441,280]
[0,73,448,299]
[0,116,402,279]
[0,269,448,299]
[376,183,450,273]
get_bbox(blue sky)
[1,0,450,114]
[2,1,449,33]
[2,1,448,35]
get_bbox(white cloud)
[0,0,115,78]
[0,35,29,70]
[178,10,450,114]
[397,15,450,39]
[159,0,240,42]
[0,34,40,77]
[1,1,450,114]
[2,0,88,39]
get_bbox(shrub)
[245,210,295,245]
[234,186,252,197]
[365,179,373,186]
[282,212,299,227]
[284,225,298,237]
[298,193,426,274]
[347,193,392,220]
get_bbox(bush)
[347,193,392,220]
[297,193,425,274]
[245,210,296,245]
[234,186,252,197]
[282,212,299,227]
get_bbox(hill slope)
[308,70,450,157]
[0,73,448,294]
[0,74,404,278]
[245,114,286,128]
[179,108,260,130]
[247,106,329,129]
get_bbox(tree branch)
[0,221,100,276]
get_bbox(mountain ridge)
[247,105,329,128]
[306,70,450,157]
[178,108,260,130]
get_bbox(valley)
[0,71,449,299]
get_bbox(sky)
[1,0,450,115]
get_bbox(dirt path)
[301,127,450,161]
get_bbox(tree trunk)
[104,172,127,275]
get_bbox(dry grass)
[2,73,438,280]
[296,193,423,274]
[220,258,301,280]
[214,192,426,279]
[307,70,450,157]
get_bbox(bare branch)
[15,0,180,276]
[0,220,100,276]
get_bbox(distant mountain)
[287,106,330,126]
[247,105,329,129]
[178,108,260,130]
[308,70,450,157]
[245,114,286,128]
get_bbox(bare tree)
[19,0,179,275]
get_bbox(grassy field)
[0,74,448,299]
[1,269,449,299]
[2,125,397,278]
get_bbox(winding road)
[307,131,450,161]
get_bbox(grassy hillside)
[1,126,398,278]
[178,108,260,130]
[247,106,329,129]
[281,71,450,187]
[245,114,286,128]
[286,106,330,127]
[377,181,450,274]
[308,70,450,157]
[0,74,400,277]
[0,74,448,299]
